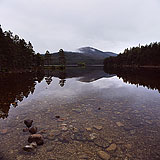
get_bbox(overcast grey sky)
[0,0,160,54]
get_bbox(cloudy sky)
[0,0,160,54]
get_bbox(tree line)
[0,25,43,72]
[104,42,160,68]
[44,49,66,66]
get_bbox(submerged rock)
[97,151,110,160]
[23,145,34,152]
[130,130,136,135]
[61,126,68,131]
[0,129,8,134]
[24,119,33,128]
[94,138,109,148]
[50,130,61,136]
[28,134,44,145]
[71,132,87,141]
[23,142,37,152]
[46,146,55,152]
[106,143,117,151]
[61,123,67,126]
[72,108,81,113]
[29,127,37,134]
[58,135,70,143]
[30,142,37,148]
[55,116,60,119]
[125,144,132,149]
[116,122,124,127]
[72,127,79,133]
[79,154,89,160]
[93,125,103,130]
[86,128,92,132]
[47,131,56,140]
[89,133,97,140]
[23,128,29,132]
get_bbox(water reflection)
[0,72,44,119]
[1,67,160,119]
[104,67,160,93]
[58,70,66,87]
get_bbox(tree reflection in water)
[104,67,160,93]
[1,67,160,119]
[58,70,66,87]
[0,71,44,119]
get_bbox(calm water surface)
[0,67,160,160]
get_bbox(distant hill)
[77,47,117,59]
[45,47,117,65]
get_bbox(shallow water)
[0,67,160,160]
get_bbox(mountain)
[44,47,117,65]
[77,47,117,59]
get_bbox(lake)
[0,67,160,160]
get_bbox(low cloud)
[0,0,160,53]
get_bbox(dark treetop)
[0,26,43,72]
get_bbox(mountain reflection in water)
[0,67,160,119]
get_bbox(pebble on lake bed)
[30,142,37,148]
[23,145,34,152]
[28,134,44,145]
[116,122,124,127]
[106,143,117,151]
[29,127,37,134]
[0,129,8,134]
[24,119,33,128]
[94,138,109,148]
[61,123,67,126]
[55,116,60,119]
[86,127,92,131]
[97,151,110,160]
[23,142,37,152]
[93,125,103,130]
[23,128,29,132]
[89,133,97,140]
[61,126,68,131]
[72,127,79,133]
[125,144,132,149]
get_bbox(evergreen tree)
[58,49,66,66]
[0,26,43,72]
[104,42,160,68]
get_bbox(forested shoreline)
[104,42,160,69]
[0,26,43,73]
